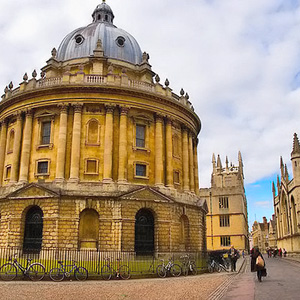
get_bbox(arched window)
[8,129,14,153]
[180,215,189,250]
[291,196,297,234]
[86,119,100,145]
[135,209,154,255]
[79,209,99,249]
[23,206,43,253]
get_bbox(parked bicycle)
[101,257,130,280]
[207,259,228,273]
[49,260,88,281]
[0,253,45,281]
[156,258,182,278]
[180,254,197,276]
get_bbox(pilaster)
[155,114,164,186]
[0,120,8,186]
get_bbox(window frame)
[219,196,229,209]
[85,118,101,146]
[220,236,231,247]
[132,115,152,152]
[35,159,50,177]
[134,161,149,179]
[36,113,55,150]
[84,158,99,175]
[173,170,181,185]
[4,165,11,181]
[7,129,15,154]
[219,215,230,227]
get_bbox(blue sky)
[1,0,300,229]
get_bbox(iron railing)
[0,247,207,278]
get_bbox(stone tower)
[200,152,249,251]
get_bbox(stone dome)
[56,1,143,65]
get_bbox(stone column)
[155,114,164,186]
[165,118,173,187]
[189,133,195,193]
[118,106,129,183]
[103,105,114,183]
[10,113,23,183]
[182,127,189,191]
[55,104,68,182]
[69,104,82,182]
[193,138,200,195]
[0,120,8,186]
[19,110,33,183]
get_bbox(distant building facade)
[199,153,249,251]
[251,216,276,253]
[273,133,300,254]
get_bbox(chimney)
[263,217,268,231]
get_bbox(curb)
[208,258,246,300]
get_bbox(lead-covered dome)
[56,1,142,65]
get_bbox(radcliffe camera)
[0,1,299,300]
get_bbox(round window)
[116,36,125,47]
[75,34,84,45]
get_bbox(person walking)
[228,245,238,272]
[251,247,266,282]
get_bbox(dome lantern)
[92,0,115,24]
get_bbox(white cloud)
[0,0,299,192]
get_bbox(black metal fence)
[0,247,208,279]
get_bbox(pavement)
[211,255,300,300]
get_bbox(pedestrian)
[228,245,238,272]
[283,248,287,257]
[242,249,245,258]
[251,247,266,282]
[279,248,282,258]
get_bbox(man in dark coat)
[228,245,238,272]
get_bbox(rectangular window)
[41,121,51,144]
[136,125,145,148]
[5,166,11,180]
[174,171,180,184]
[135,164,147,177]
[37,161,49,174]
[219,197,229,209]
[219,215,230,227]
[220,236,231,247]
[85,159,98,174]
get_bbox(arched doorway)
[135,209,154,255]
[79,209,99,249]
[23,206,43,253]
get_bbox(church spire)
[212,153,216,174]
[292,133,300,157]
[217,155,222,173]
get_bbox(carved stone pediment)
[119,187,174,203]
[7,183,60,200]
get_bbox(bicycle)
[207,259,221,273]
[180,254,197,276]
[101,257,130,280]
[156,258,182,278]
[0,253,45,281]
[49,260,88,281]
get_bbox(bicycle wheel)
[156,265,166,278]
[170,264,181,277]
[0,263,17,281]
[119,265,130,280]
[27,263,45,281]
[190,262,197,275]
[101,265,112,280]
[74,267,88,281]
[207,264,213,273]
[215,264,221,273]
[49,268,64,282]
[183,265,189,276]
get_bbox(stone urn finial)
[165,78,169,87]
[23,73,28,82]
[40,71,46,79]
[155,74,160,83]
[8,81,13,90]
[180,88,185,96]
[51,47,57,58]
[32,69,37,78]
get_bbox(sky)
[1,0,300,229]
